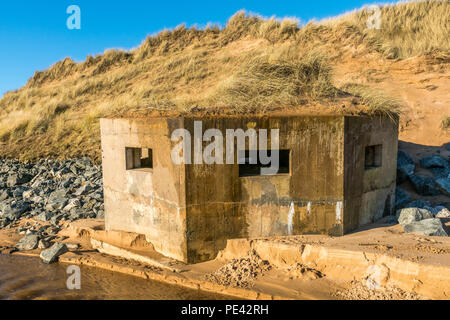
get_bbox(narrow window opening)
[365,145,382,170]
[239,150,290,177]
[126,147,153,170]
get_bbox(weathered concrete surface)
[100,118,187,262]
[101,115,399,263]
[183,116,346,262]
[344,116,398,230]
[91,239,184,272]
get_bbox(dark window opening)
[365,145,382,170]
[126,148,153,170]
[239,150,290,177]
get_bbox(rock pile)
[393,150,450,237]
[396,152,450,200]
[0,158,104,229]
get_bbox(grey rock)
[69,165,78,175]
[435,178,450,196]
[2,201,31,220]
[0,190,11,201]
[63,198,80,212]
[91,192,103,200]
[36,211,52,222]
[7,173,33,187]
[50,214,64,225]
[40,243,68,264]
[45,198,68,211]
[403,218,448,237]
[25,229,36,235]
[16,234,39,251]
[31,195,44,204]
[397,207,434,226]
[48,189,69,201]
[96,210,105,219]
[83,199,97,210]
[22,189,34,199]
[436,208,450,218]
[68,208,85,220]
[60,178,72,188]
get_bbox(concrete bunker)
[100,115,399,263]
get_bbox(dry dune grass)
[321,0,450,59]
[0,0,448,161]
[207,51,339,113]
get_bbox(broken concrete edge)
[217,238,450,300]
[90,238,185,273]
[59,254,283,300]
[5,250,267,300]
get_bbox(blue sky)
[0,0,386,97]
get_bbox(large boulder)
[397,207,433,226]
[403,218,448,237]
[36,211,53,222]
[45,198,68,211]
[435,178,450,196]
[40,243,68,264]
[1,201,31,220]
[397,151,415,183]
[16,234,39,251]
[436,207,450,218]
[395,188,411,210]
[408,174,441,196]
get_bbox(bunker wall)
[184,116,346,263]
[100,118,188,262]
[343,116,398,231]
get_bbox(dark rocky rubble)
[0,158,104,231]
[395,150,450,237]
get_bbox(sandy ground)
[1,218,449,300]
[334,51,450,147]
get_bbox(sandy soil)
[334,51,450,147]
